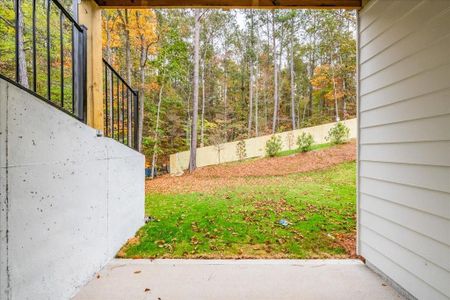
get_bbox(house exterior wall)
[358,1,450,299]
[170,119,357,174]
[0,78,145,300]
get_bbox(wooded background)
[0,4,357,169]
[101,9,357,168]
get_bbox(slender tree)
[271,11,278,133]
[189,10,202,173]
[247,10,255,137]
[289,17,296,130]
[17,0,28,87]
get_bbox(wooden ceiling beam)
[94,0,361,9]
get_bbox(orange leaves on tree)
[310,64,345,102]
[147,81,161,93]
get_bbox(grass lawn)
[119,160,356,259]
[276,142,332,157]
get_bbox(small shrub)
[265,135,282,157]
[326,122,350,145]
[297,132,314,152]
[236,140,247,160]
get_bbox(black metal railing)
[0,0,87,122]
[103,59,139,150]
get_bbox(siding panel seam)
[359,140,450,146]
[360,32,450,80]
[361,87,450,112]
[360,7,450,64]
[359,175,450,194]
[360,0,425,49]
[360,192,450,222]
[360,62,450,98]
[360,159,450,168]
[359,0,388,33]
[360,112,450,129]
[360,87,450,113]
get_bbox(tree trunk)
[223,65,228,141]
[264,16,270,131]
[271,11,278,134]
[263,70,268,131]
[17,1,28,87]
[302,97,308,126]
[186,92,191,146]
[254,58,259,137]
[124,10,131,84]
[200,59,206,147]
[307,14,317,119]
[331,64,340,122]
[189,10,201,173]
[105,17,113,136]
[247,11,254,137]
[117,9,132,84]
[138,64,145,152]
[248,59,254,137]
[307,52,315,119]
[151,84,163,179]
[289,29,296,130]
[105,14,112,64]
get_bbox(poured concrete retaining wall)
[170,118,357,174]
[0,78,145,300]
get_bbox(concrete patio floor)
[73,259,405,300]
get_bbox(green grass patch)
[120,161,356,259]
[276,142,333,157]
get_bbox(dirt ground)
[147,140,356,194]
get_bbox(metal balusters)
[102,59,140,150]
[121,82,125,143]
[2,0,87,123]
[104,64,109,136]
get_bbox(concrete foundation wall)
[170,118,357,174]
[0,78,145,300]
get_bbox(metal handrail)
[5,0,88,122]
[103,58,140,150]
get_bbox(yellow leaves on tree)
[102,11,121,50]
[129,10,158,57]
[102,10,158,67]
[310,64,345,102]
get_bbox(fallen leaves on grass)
[334,232,357,258]
[116,235,142,258]
[121,146,357,260]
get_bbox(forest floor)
[118,140,357,259]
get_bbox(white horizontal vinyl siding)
[358,1,450,299]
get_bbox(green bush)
[265,135,282,157]
[326,122,350,145]
[297,132,315,152]
[236,140,247,160]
